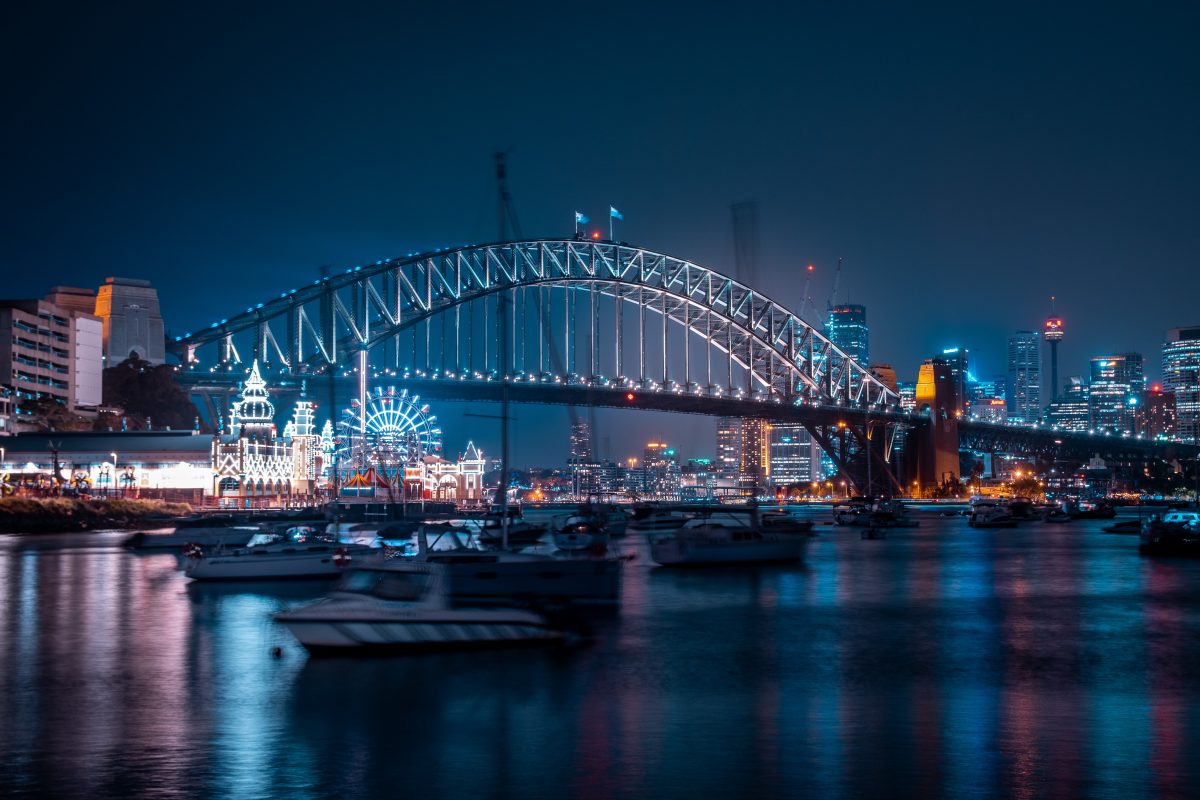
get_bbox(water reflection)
[4,518,1200,798]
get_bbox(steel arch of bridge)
[177,239,898,409]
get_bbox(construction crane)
[826,256,843,312]
[799,263,817,322]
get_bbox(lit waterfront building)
[897,381,917,412]
[1088,354,1143,434]
[212,361,322,504]
[715,417,742,481]
[769,423,816,485]
[1006,331,1041,423]
[1047,376,1090,432]
[681,457,717,499]
[1134,385,1176,439]
[0,294,102,422]
[642,442,681,498]
[1162,326,1200,443]
[826,304,868,365]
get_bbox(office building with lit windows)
[769,423,816,486]
[1134,386,1176,439]
[1088,354,1143,434]
[1047,377,1090,432]
[0,296,102,420]
[715,417,742,481]
[826,304,868,365]
[1163,326,1200,443]
[1006,331,1041,423]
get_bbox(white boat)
[649,508,808,566]
[124,515,261,550]
[968,500,1018,528]
[185,527,377,581]
[274,562,565,655]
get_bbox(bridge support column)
[911,360,961,496]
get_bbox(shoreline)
[0,497,192,534]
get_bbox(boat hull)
[425,555,622,603]
[279,615,563,654]
[650,537,806,566]
[186,553,361,581]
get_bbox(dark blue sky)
[5,1,1198,465]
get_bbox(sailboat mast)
[495,153,512,546]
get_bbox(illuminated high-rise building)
[826,304,868,365]
[1134,385,1176,439]
[769,424,816,486]
[1088,354,1142,434]
[1006,331,1041,423]
[1163,326,1200,443]
[715,417,742,481]
[568,420,592,463]
[939,348,970,414]
[1047,376,1089,431]
[642,442,681,497]
[739,418,770,490]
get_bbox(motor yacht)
[648,507,808,566]
[552,509,610,552]
[409,523,622,603]
[184,526,377,581]
[627,506,689,536]
[274,562,565,654]
[1139,510,1200,555]
[475,507,547,547]
[124,514,261,550]
[968,499,1018,528]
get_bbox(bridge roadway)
[179,371,1197,463]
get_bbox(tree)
[96,357,201,431]
[18,396,93,432]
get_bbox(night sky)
[5,2,1198,465]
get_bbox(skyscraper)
[739,418,770,490]
[1047,376,1089,431]
[768,423,816,486]
[715,417,742,481]
[1163,326,1200,443]
[1088,354,1142,434]
[642,442,681,497]
[826,304,868,365]
[1006,331,1041,423]
[1134,385,1177,439]
[568,420,592,462]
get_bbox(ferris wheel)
[337,386,442,469]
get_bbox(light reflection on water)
[2,519,1200,798]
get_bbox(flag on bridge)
[575,211,589,224]
[609,206,623,220]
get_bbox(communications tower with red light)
[1044,296,1064,402]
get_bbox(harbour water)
[3,513,1200,799]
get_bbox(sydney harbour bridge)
[172,238,1197,495]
